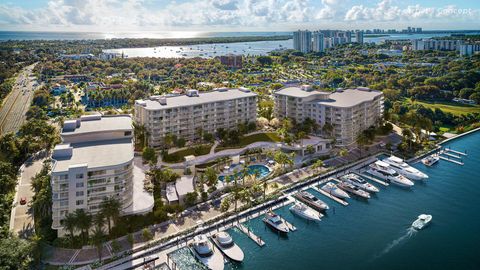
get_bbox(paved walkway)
[9,151,48,238]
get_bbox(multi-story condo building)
[274,86,384,146]
[293,30,312,53]
[312,31,324,52]
[134,88,257,148]
[412,39,464,51]
[459,44,480,56]
[50,114,153,236]
[355,31,364,44]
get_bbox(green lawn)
[412,100,480,116]
[215,132,281,152]
[162,144,213,163]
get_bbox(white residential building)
[293,30,312,53]
[412,39,464,51]
[459,44,480,56]
[312,31,324,52]
[134,88,257,148]
[355,31,364,44]
[50,114,153,236]
[274,86,384,146]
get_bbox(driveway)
[9,152,48,238]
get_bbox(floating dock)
[440,151,462,159]
[235,223,265,247]
[439,156,464,165]
[280,216,297,232]
[444,148,467,156]
[311,185,349,206]
[356,172,389,187]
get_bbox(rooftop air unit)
[300,84,312,91]
[186,89,199,97]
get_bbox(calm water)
[172,131,480,270]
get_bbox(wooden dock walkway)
[439,156,464,165]
[441,151,462,159]
[235,223,265,247]
[311,185,348,206]
[356,172,389,187]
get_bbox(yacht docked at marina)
[321,182,350,199]
[337,182,371,199]
[289,202,322,221]
[263,211,289,234]
[340,173,379,193]
[190,234,224,270]
[367,161,414,187]
[293,191,330,211]
[383,156,428,180]
[211,231,244,263]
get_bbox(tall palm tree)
[74,209,92,243]
[100,197,122,235]
[91,226,106,262]
[63,213,77,244]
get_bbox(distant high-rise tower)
[355,31,364,44]
[312,31,324,52]
[293,30,312,53]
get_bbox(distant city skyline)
[0,0,479,32]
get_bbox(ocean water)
[172,131,480,270]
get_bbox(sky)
[0,0,479,32]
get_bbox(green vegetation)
[409,99,480,116]
[162,144,212,163]
[216,132,281,152]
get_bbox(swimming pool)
[218,164,271,182]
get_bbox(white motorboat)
[367,161,414,188]
[293,191,329,211]
[422,155,440,167]
[383,155,428,180]
[321,182,350,199]
[190,234,224,270]
[289,202,322,221]
[337,182,371,199]
[211,231,244,263]
[262,211,289,234]
[411,214,432,230]
[340,173,379,193]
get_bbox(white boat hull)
[367,169,414,187]
[289,205,322,221]
[211,237,244,263]
[191,245,225,270]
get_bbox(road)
[0,63,39,136]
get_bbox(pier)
[440,151,462,159]
[235,223,265,247]
[355,172,389,187]
[279,216,297,232]
[444,148,467,156]
[311,185,349,206]
[439,156,464,165]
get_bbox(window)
[60,201,68,207]
[59,174,68,180]
[76,182,84,188]
[76,191,84,197]
[60,183,68,190]
[76,200,84,206]
[124,131,132,136]
[76,173,84,179]
[88,170,106,177]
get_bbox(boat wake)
[374,227,417,259]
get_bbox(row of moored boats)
[366,155,429,187]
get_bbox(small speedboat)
[411,214,432,230]
[383,155,428,180]
[422,155,439,167]
[368,161,414,188]
[321,182,350,199]
[340,173,379,193]
[190,234,224,270]
[211,231,244,263]
[337,182,371,199]
[263,211,289,234]
[293,191,329,211]
[289,202,322,221]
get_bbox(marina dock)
[280,216,297,232]
[439,156,464,165]
[235,223,265,247]
[444,148,467,156]
[311,185,349,206]
[355,172,389,187]
[441,151,462,159]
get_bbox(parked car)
[20,197,27,205]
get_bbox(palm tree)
[262,181,268,201]
[312,159,324,172]
[91,226,106,262]
[93,212,105,231]
[63,213,77,244]
[100,197,122,235]
[74,209,92,243]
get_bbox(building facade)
[293,30,312,53]
[216,54,243,69]
[51,114,153,236]
[412,39,464,51]
[312,31,324,52]
[355,31,364,44]
[274,86,384,146]
[134,88,257,148]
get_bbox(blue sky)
[0,0,479,32]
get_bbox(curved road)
[0,63,39,136]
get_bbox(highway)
[0,63,39,136]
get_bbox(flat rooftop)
[137,88,257,110]
[275,87,330,98]
[61,115,132,135]
[316,89,383,108]
[52,138,133,173]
